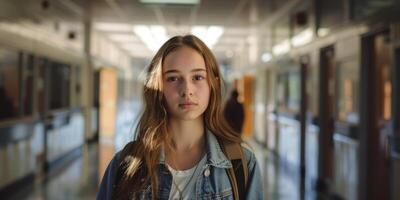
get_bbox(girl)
[97,35,263,200]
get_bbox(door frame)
[359,26,391,200]
[299,55,309,199]
[389,37,400,200]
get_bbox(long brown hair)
[115,35,241,199]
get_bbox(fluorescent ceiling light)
[261,52,272,63]
[291,28,313,47]
[139,0,199,5]
[95,23,133,32]
[272,40,290,55]
[191,26,224,49]
[318,28,330,37]
[133,25,168,52]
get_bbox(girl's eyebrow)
[164,69,179,74]
[164,68,206,74]
[191,68,206,72]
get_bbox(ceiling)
[88,0,273,26]
[0,0,292,66]
[87,0,277,60]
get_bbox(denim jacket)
[97,130,264,200]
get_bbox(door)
[317,46,335,194]
[389,44,400,200]
[360,30,392,200]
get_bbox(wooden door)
[317,46,335,193]
[360,31,392,200]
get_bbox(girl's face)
[162,46,210,121]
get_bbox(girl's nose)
[180,81,193,97]
[181,91,193,97]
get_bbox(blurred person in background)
[224,88,245,136]
[97,35,263,200]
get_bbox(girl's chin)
[170,113,203,121]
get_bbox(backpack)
[114,140,249,200]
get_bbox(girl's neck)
[166,117,206,170]
[168,117,205,151]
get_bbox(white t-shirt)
[166,155,207,200]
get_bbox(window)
[21,54,34,116]
[276,70,300,113]
[335,59,359,123]
[374,34,392,121]
[288,71,300,112]
[75,67,82,107]
[48,62,70,110]
[70,66,82,107]
[0,48,20,120]
[35,58,47,113]
[276,73,288,112]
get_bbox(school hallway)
[1,0,400,200]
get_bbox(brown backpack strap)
[221,140,249,200]
[226,166,240,200]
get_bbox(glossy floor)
[6,144,99,200]
[5,140,311,200]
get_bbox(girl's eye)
[193,75,205,81]
[166,76,179,82]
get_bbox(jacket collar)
[158,129,232,169]
[205,129,232,168]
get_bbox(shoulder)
[112,140,139,167]
[240,143,258,167]
[97,151,122,200]
[98,142,133,187]
[103,141,138,178]
[104,151,122,179]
